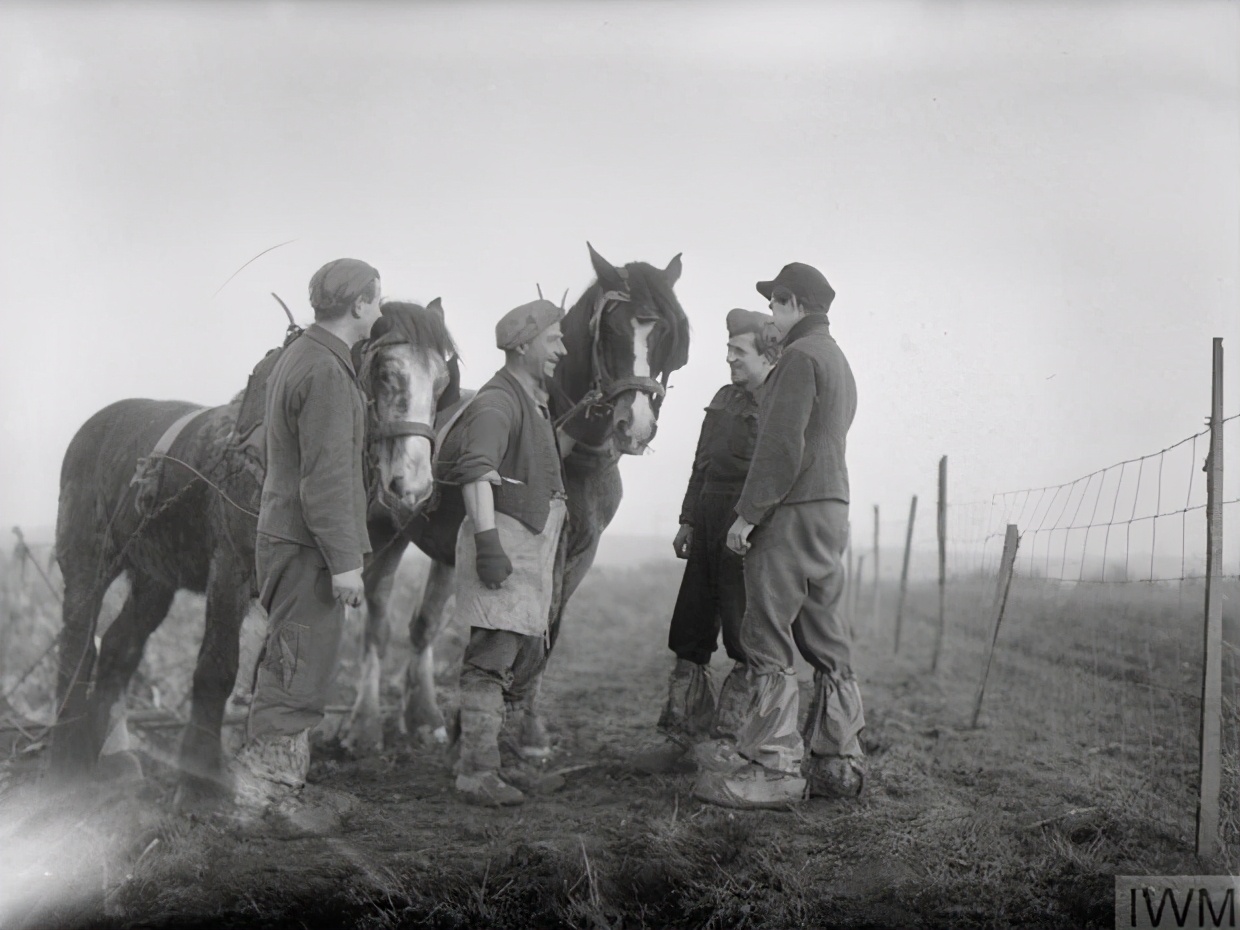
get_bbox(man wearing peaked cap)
[435,296,569,807]
[634,306,780,776]
[694,260,866,810]
[755,261,836,314]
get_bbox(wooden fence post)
[853,553,866,627]
[971,524,1020,728]
[871,505,881,625]
[894,495,917,654]
[932,456,948,672]
[846,539,856,639]
[1196,337,1224,858]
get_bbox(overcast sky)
[1,0,1236,564]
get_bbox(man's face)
[522,322,567,381]
[355,278,383,331]
[768,291,801,336]
[727,332,773,388]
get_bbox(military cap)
[495,299,565,350]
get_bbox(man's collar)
[305,323,358,376]
[782,311,830,345]
[500,365,549,408]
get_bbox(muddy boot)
[498,704,563,793]
[801,672,866,800]
[656,659,716,744]
[499,760,566,796]
[805,754,866,799]
[456,686,524,807]
[633,659,716,776]
[690,737,749,775]
[231,731,310,812]
[710,661,751,742]
[456,770,525,807]
[631,740,695,776]
[500,698,553,762]
[693,761,806,811]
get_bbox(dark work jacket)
[256,324,372,575]
[736,313,857,526]
[678,383,762,526]
[439,367,566,534]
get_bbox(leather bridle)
[553,285,671,433]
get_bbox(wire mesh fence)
[847,409,1238,851]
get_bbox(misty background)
[1,0,1237,579]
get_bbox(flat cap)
[496,299,565,350]
[309,258,380,314]
[756,262,835,313]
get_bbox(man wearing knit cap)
[694,261,866,810]
[233,257,382,812]
[634,307,779,775]
[437,297,569,806]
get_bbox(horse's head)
[355,299,460,518]
[553,243,690,456]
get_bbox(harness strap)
[373,420,438,443]
[129,407,211,515]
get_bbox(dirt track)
[0,558,1233,929]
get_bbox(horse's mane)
[373,301,458,360]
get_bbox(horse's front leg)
[341,535,408,755]
[401,557,455,747]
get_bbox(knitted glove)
[474,529,513,589]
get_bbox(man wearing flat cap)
[635,308,779,775]
[437,297,569,806]
[234,257,382,810]
[694,261,866,811]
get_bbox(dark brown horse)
[351,244,690,752]
[48,301,458,796]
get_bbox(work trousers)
[733,501,866,774]
[456,627,547,774]
[667,487,747,666]
[247,535,346,741]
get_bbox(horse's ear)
[664,253,683,287]
[428,297,444,319]
[587,242,626,292]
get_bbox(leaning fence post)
[971,524,1020,728]
[932,456,948,672]
[1196,337,1224,858]
[894,496,917,654]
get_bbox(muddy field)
[1,550,1237,929]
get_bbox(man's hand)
[474,528,513,589]
[673,523,694,559]
[331,568,365,608]
[726,516,755,556]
